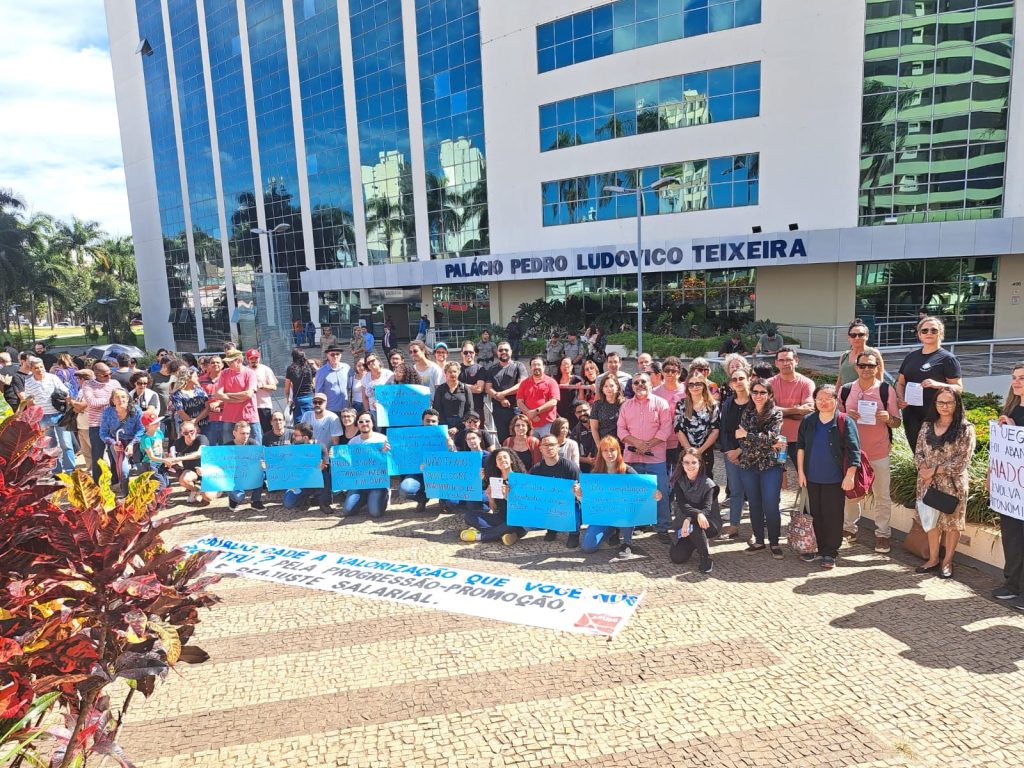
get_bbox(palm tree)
[365,195,403,265]
[425,172,464,257]
[55,216,107,267]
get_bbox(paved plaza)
[119,479,1024,768]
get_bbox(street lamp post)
[250,223,291,332]
[602,177,680,356]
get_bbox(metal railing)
[874,320,919,347]
[428,326,490,346]
[776,324,848,353]
[942,338,1024,377]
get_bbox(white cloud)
[0,1,132,236]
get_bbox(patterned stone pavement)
[118,477,1024,768]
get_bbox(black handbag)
[923,485,959,515]
[51,390,68,413]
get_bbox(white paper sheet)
[489,476,506,499]
[857,400,878,425]
[905,382,924,406]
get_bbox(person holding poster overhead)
[460,448,529,545]
[896,316,962,455]
[669,449,722,573]
[341,413,390,519]
[991,363,1024,609]
[913,390,975,580]
[530,434,581,548]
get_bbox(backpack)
[836,413,875,500]
[840,381,892,441]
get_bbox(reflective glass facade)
[416,0,489,259]
[169,0,229,347]
[350,0,418,264]
[545,269,756,327]
[540,62,760,151]
[136,0,197,345]
[856,256,997,341]
[536,0,761,73]
[433,284,490,330]
[245,0,307,319]
[542,153,758,226]
[204,0,260,313]
[295,0,357,271]
[860,0,1014,226]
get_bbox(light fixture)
[788,223,799,231]
[751,225,762,234]
[884,215,899,225]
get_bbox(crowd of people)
[3,316,1022,608]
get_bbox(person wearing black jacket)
[669,449,722,573]
[718,366,751,538]
[796,384,862,569]
[432,361,472,431]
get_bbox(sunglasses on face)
[687,383,705,389]
[849,333,867,338]
[632,381,649,387]
[729,376,746,383]
[662,367,679,373]
[751,390,768,396]
[919,328,939,335]
[857,363,878,369]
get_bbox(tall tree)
[55,216,106,268]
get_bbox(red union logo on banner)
[574,612,623,636]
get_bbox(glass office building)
[111,0,1024,354]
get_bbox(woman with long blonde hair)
[674,375,720,478]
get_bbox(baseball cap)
[434,342,448,351]
[312,393,328,402]
[141,411,160,428]
[245,348,260,360]
[464,411,481,421]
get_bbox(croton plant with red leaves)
[0,405,220,767]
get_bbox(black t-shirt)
[432,382,472,428]
[453,428,497,452]
[172,434,209,471]
[490,361,527,411]
[286,364,314,398]
[898,348,961,410]
[459,363,490,414]
[529,456,580,481]
[111,369,133,388]
[1011,405,1024,427]
[1,365,26,409]
[263,430,290,447]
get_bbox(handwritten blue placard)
[264,444,323,491]
[580,473,657,527]
[422,451,482,500]
[200,445,264,492]
[374,384,431,428]
[330,443,389,491]
[506,472,578,532]
[386,425,449,476]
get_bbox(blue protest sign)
[374,384,431,428]
[506,472,578,532]
[200,445,264,492]
[263,444,323,491]
[422,451,482,500]
[330,443,389,491]
[579,473,657,527]
[386,425,449,476]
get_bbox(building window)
[544,269,755,329]
[415,0,489,259]
[432,284,490,331]
[541,153,758,227]
[859,1,1012,226]
[855,256,996,342]
[536,0,761,74]
[540,62,760,152]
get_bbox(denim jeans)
[628,461,670,532]
[463,509,523,542]
[42,413,76,474]
[201,421,222,446]
[343,488,389,518]
[581,524,627,552]
[222,420,262,445]
[283,469,332,509]
[228,487,263,507]
[723,456,746,526]
[89,426,105,481]
[292,395,313,424]
[399,474,427,503]
[738,464,783,546]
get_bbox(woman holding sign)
[669,448,722,573]
[992,363,1024,608]
[896,316,962,455]
[580,436,661,559]
[460,448,528,545]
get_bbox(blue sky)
[0,1,131,236]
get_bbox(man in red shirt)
[214,349,261,444]
[516,355,559,438]
[768,346,813,479]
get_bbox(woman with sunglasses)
[897,316,962,453]
[914,390,975,579]
[991,363,1024,608]
[687,357,719,401]
[836,319,884,388]
[674,375,720,478]
[718,364,752,538]
[735,378,786,558]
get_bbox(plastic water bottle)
[776,436,788,464]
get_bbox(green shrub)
[962,391,1002,410]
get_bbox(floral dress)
[915,421,976,532]
[737,405,783,471]
[673,400,721,450]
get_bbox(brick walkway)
[119,476,1024,768]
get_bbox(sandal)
[940,564,954,579]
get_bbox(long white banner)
[186,536,643,638]
[989,420,1024,522]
